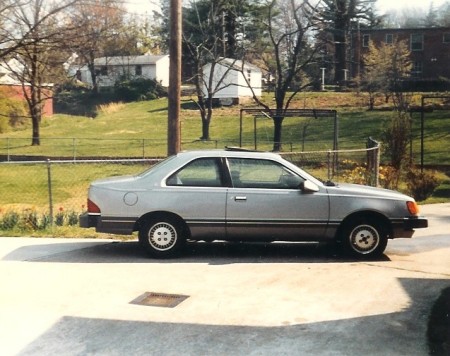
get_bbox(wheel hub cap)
[350,224,379,254]
[149,223,177,251]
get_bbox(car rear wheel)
[139,217,185,258]
[340,217,388,258]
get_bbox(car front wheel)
[340,218,388,258]
[139,217,185,258]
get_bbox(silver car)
[80,149,428,259]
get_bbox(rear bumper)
[79,212,135,235]
[79,212,99,228]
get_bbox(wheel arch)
[335,210,393,242]
[134,211,191,238]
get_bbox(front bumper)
[404,217,428,229]
[391,216,428,238]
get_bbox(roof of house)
[93,55,169,66]
[205,58,262,72]
[0,73,19,85]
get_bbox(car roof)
[175,148,283,160]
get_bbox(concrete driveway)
[1,204,449,355]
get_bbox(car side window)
[228,158,304,189]
[166,158,224,187]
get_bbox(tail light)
[407,201,419,215]
[87,199,101,214]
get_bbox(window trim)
[443,33,450,43]
[385,34,393,44]
[362,34,370,47]
[410,33,424,51]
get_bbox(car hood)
[328,182,413,201]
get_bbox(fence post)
[375,142,380,187]
[367,137,380,187]
[327,150,331,181]
[47,159,54,226]
[72,138,76,161]
[7,137,10,162]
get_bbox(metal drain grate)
[130,292,189,308]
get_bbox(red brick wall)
[0,84,53,116]
[350,27,450,81]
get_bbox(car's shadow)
[2,239,391,264]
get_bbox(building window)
[95,66,108,76]
[443,33,450,43]
[385,34,393,44]
[362,34,370,47]
[411,61,423,78]
[246,69,251,82]
[411,33,424,51]
[135,65,142,76]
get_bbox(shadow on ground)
[2,240,391,264]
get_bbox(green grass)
[1,95,448,164]
[0,163,148,210]
[0,92,449,238]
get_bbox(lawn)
[0,91,449,237]
[1,92,448,165]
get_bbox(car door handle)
[234,196,247,201]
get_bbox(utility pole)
[167,0,182,155]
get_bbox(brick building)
[350,27,450,85]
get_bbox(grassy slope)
[0,92,448,237]
[1,92,448,163]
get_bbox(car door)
[225,158,329,241]
[165,157,228,240]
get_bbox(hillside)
[0,92,449,165]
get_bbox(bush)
[0,116,9,133]
[114,77,167,102]
[0,208,79,232]
[382,112,410,172]
[406,168,440,201]
[0,96,27,131]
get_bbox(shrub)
[0,211,20,230]
[406,169,439,201]
[114,77,167,102]
[0,95,27,131]
[0,208,80,232]
[382,112,410,172]
[379,165,401,190]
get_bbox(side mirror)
[300,180,319,193]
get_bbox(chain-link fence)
[281,138,380,186]
[0,141,380,234]
[0,159,160,232]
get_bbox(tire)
[339,217,388,259]
[139,216,186,258]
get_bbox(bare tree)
[247,0,322,151]
[183,0,250,140]
[0,0,80,146]
[66,0,128,94]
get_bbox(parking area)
[1,204,449,355]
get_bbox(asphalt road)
[0,204,449,356]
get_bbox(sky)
[376,0,447,12]
[124,0,450,16]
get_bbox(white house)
[75,54,170,88]
[202,58,262,104]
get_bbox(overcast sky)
[376,0,447,12]
[124,0,450,17]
